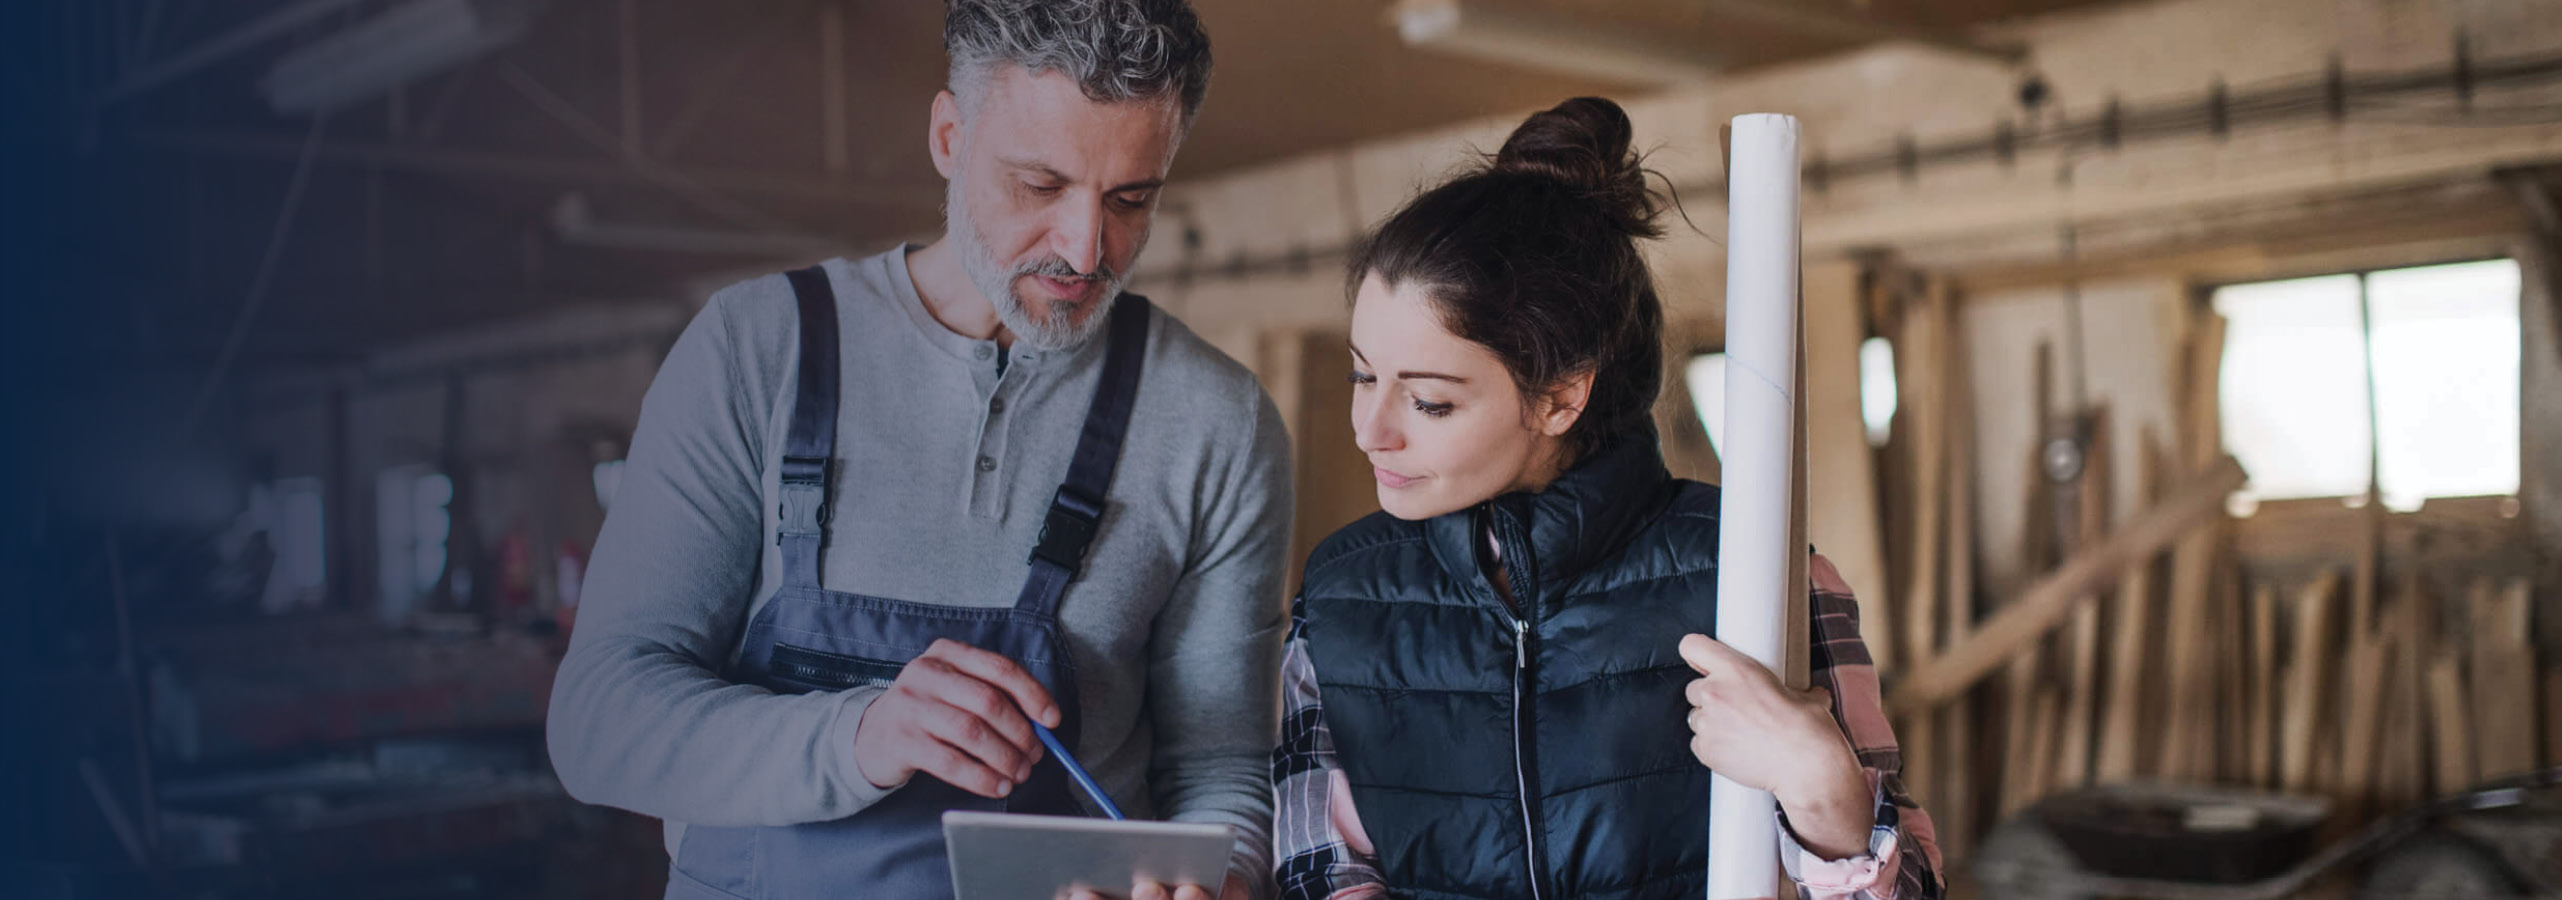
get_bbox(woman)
[1270,97,1941,900]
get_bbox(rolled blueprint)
[1707,112,1804,900]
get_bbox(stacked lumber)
[1865,273,2554,864]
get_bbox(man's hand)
[848,638,1061,798]
[1067,874,1248,900]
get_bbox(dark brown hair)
[1347,96,1668,465]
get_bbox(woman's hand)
[1678,633,1875,859]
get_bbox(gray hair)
[944,0,1213,120]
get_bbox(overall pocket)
[763,643,906,693]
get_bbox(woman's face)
[1348,273,1583,521]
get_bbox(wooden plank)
[2279,572,2342,792]
[2058,605,2101,788]
[2156,309,2226,782]
[1897,283,1948,675]
[2389,571,2435,807]
[1891,456,2246,710]
[2055,407,2110,789]
[2351,500,2381,647]
[2249,583,2279,788]
[1996,334,2044,821]
[2001,652,2042,815]
[2337,620,2390,818]
[2180,312,2226,474]
[2092,425,2161,782]
[2010,687,2061,818]
[2429,652,2477,794]
[1805,262,1893,671]
[2472,578,2537,779]
[1936,284,1979,862]
[2331,486,2385,807]
[1887,274,1942,826]
[2155,525,2221,781]
[2216,553,2252,783]
[2372,612,2420,808]
[1998,429,2044,813]
[2167,301,2219,782]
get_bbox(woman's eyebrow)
[1350,342,1467,383]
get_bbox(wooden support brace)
[1891,456,2245,711]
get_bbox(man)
[545,3,1288,898]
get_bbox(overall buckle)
[1030,487,1103,573]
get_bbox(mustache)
[1015,257,1116,283]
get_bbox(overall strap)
[777,265,840,590]
[1016,295,1151,616]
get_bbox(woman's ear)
[1537,370,1596,437]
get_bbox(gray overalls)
[666,266,1148,900]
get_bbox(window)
[1685,336,1900,455]
[376,465,454,614]
[2212,259,2520,511]
[1858,336,1898,448]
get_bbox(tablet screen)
[944,811,1235,899]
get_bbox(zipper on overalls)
[1489,512,1547,900]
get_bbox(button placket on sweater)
[965,343,1028,519]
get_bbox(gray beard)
[946,178,1131,352]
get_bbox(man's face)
[933,65,1184,350]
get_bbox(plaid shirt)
[1271,553,1943,900]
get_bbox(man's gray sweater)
[546,247,1292,894]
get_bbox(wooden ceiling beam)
[1696,0,2028,65]
[134,128,945,212]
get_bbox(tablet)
[943,810,1235,900]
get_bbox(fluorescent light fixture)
[260,0,531,115]
[1390,0,1718,86]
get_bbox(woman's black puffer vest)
[1299,429,1727,900]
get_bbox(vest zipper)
[1485,506,1548,899]
[1509,614,1546,900]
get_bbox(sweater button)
[974,345,993,360]
[977,455,997,473]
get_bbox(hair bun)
[1491,96,1663,238]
